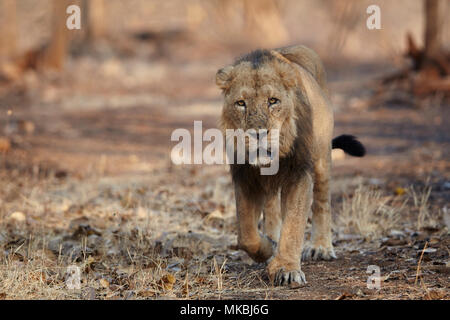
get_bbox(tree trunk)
[0,0,17,59]
[42,0,70,70]
[424,0,443,57]
[243,0,289,47]
[83,0,106,42]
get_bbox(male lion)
[216,45,365,286]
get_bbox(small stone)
[420,248,437,254]
[368,178,383,186]
[389,229,406,238]
[356,289,365,297]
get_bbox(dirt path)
[0,52,448,299]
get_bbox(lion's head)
[216,49,304,160]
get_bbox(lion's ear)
[216,65,234,90]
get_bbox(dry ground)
[1,22,449,299]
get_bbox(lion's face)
[216,51,299,158]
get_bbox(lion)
[216,45,365,286]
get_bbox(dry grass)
[408,184,442,231]
[338,185,405,240]
[0,167,250,300]
[0,163,447,300]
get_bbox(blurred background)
[0,0,448,174]
[0,0,449,174]
[0,0,449,300]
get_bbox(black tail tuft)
[332,135,366,157]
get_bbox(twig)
[415,241,428,286]
[184,271,189,299]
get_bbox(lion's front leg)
[235,184,274,263]
[302,155,337,261]
[267,173,312,286]
[263,189,282,244]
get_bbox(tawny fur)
[216,45,336,286]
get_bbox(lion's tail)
[332,135,366,157]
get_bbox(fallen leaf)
[204,210,223,221]
[85,256,96,265]
[163,273,176,284]
[99,278,110,288]
[336,292,353,300]
[161,273,176,290]
[394,187,406,196]
[138,290,156,297]
[0,137,11,153]
[9,211,26,223]
[426,289,447,300]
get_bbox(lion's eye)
[268,97,279,105]
[235,100,246,107]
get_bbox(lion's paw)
[302,244,337,261]
[272,268,307,287]
[267,259,307,287]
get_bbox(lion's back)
[276,45,329,97]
